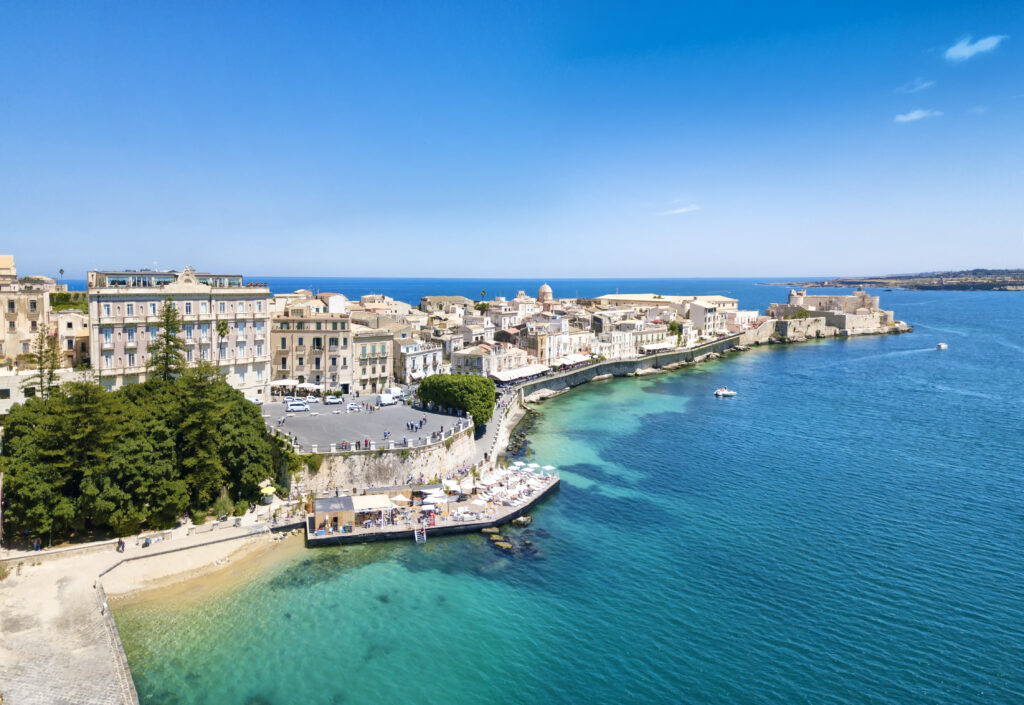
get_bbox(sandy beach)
[106,532,306,606]
[0,523,302,705]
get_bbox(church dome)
[538,283,553,302]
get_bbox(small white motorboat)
[936,342,948,350]
[714,387,737,397]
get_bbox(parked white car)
[305,396,319,403]
[323,396,342,405]
[346,402,361,412]
[246,396,263,406]
[287,401,310,412]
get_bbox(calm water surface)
[114,287,1024,705]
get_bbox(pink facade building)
[87,266,272,398]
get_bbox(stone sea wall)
[297,430,476,493]
[519,335,742,400]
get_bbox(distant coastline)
[763,269,1024,292]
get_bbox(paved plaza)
[264,400,469,449]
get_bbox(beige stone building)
[1,257,54,370]
[271,297,353,392]
[352,325,394,393]
[56,310,90,369]
[452,341,528,377]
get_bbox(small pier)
[304,471,560,547]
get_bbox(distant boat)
[936,342,948,350]
[714,387,737,397]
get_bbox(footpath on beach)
[0,508,298,705]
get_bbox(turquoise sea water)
[114,287,1024,705]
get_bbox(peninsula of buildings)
[0,256,909,414]
[767,268,1024,291]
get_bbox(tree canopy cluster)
[417,374,495,426]
[1,366,279,539]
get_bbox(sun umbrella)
[260,486,276,495]
[528,463,540,468]
[512,460,525,466]
[541,465,556,470]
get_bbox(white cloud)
[897,77,935,93]
[945,35,1008,62]
[894,109,943,123]
[659,204,700,216]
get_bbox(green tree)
[474,302,490,313]
[417,374,496,426]
[23,329,61,400]
[0,361,277,540]
[0,398,74,539]
[667,320,683,347]
[147,298,187,381]
[177,363,230,507]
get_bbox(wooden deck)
[304,477,560,546]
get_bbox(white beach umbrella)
[541,465,556,470]
[528,463,540,468]
[512,461,525,466]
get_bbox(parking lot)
[263,399,468,450]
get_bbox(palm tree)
[480,290,486,300]
[58,268,64,285]
[216,319,230,360]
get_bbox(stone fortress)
[766,289,908,341]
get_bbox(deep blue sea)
[69,275,801,309]
[113,281,1024,705]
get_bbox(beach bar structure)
[311,494,401,535]
[312,496,355,533]
[305,473,561,546]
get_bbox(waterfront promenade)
[0,515,296,705]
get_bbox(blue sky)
[1,1,1021,278]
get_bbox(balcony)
[328,344,339,352]
[125,339,137,349]
[294,345,306,353]
[102,340,114,350]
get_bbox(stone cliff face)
[296,431,476,494]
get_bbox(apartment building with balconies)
[87,266,271,396]
[352,325,394,393]
[271,297,353,392]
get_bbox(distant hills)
[767,269,1024,291]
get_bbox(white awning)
[490,363,550,383]
[640,342,675,353]
[271,379,300,387]
[351,494,394,512]
[296,382,320,390]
